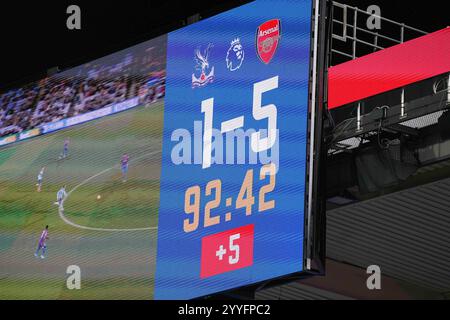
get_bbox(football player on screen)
[34,225,49,259]
[55,185,68,211]
[121,153,129,182]
[58,138,70,160]
[36,167,45,192]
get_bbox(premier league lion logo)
[226,38,244,71]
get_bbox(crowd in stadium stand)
[0,43,166,139]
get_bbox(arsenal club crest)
[256,19,281,64]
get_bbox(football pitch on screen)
[0,102,163,299]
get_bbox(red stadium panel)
[328,27,450,109]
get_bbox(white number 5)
[228,233,240,265]
[251,76,278,153]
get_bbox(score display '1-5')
[202,76,279,169]
[184,163,276,233]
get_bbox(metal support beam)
[384,123,420,137]
[332,91,448,142]
[400,87,407,118]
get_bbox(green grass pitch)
[0,102,163,299]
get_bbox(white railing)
[331,1,428,65]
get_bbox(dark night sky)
[0,0,447,90]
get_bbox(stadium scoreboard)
[155,0,325,299]
[0,0,325,300]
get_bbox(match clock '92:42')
[183,163,276,233]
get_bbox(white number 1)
[201,98,214,169]
[228,233,240,265]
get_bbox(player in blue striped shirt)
[55,185,67,211]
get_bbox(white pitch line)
[58,150,161,232]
